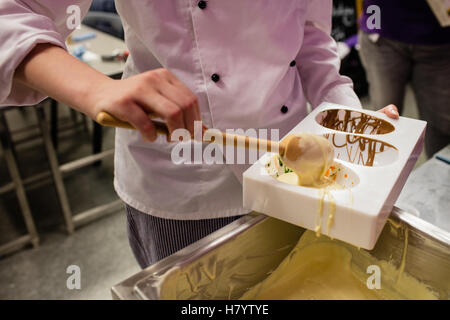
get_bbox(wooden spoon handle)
[96,111,169,136]
[96,111,282,153]
[206,130,281,153]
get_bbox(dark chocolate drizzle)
[325,133,397,167]
[319,109,395,135]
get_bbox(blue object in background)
[436,155,450,165]
[72,45,87,61]
[72,32,97,42]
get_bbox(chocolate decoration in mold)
[316,109,395,135]
[324,133,398,167]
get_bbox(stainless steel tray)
[112,207,450,300]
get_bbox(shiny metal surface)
[112,207,450,300]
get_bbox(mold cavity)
[324,133,398,167]
[316,109,395,135]
[264,154,359,189]
[326,162,360,189]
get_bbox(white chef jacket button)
[290,60,296,67]
[281,105,288,113]
[198,1,207,9]
[211,73,220,82]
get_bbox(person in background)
[359,0,450,157]
[89,0,117,14]
[85,0,122,39]
[0,1,398,269]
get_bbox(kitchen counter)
[396,144,450,233]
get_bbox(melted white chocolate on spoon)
[279,133,334,187]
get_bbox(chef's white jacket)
[0,1,361,219]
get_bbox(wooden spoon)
[96,111,284,154]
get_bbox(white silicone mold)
[243,102,426,249]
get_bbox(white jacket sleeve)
[0,0,92,107]
[296,0,362,109]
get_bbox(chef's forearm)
[14,43,113,119]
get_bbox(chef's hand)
[15,44,200,142]
[92,68,200,141]
[377,104,399,119]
